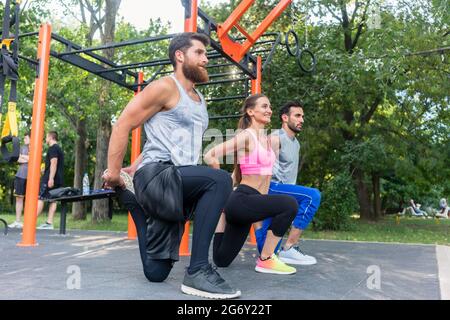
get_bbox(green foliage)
[0,1,448,230]
[0,184,6,202]
[313,172,358,231]
[304,215,450,245]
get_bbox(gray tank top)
[139,75,209,167]
[271,128,300,184]
[15,145,29,179]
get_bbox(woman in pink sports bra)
[204,94,298,275]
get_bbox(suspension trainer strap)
[0,0,21,163]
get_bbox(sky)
[44,0,395,32]
[118,0,186,32]
[119,0,229,32]
[47,0,228,33]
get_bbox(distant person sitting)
[435,198,448,219]
[408,199,428,217]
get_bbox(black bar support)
[57,34,176,57]
[209,114,243,120]
[197,77,248,86]
[205,95,247,102]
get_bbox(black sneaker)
[181,264,241,299]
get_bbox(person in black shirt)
[37,131,64,230]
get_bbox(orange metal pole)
[218,0,292,62]
[249,225,257,245]
[127,72,144,240]
[235,23,254,43]
[179,221,191,256]
[18,23,52,247]
[242,0,292,54]
[184,0,198,33]
[218,0,254,37]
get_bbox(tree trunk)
[354,168,374,220]
[72,1,97,221]
[91,0,121,222]
[338,1,380,222]
[372,172,382,220]
[72,118,88,220]
[91,100,112,222]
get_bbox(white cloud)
[45,0,229,33]
[119,0,184,32]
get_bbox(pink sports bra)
[239,129,276,176]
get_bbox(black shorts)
[117,185,185,261]
[14,177,27,197]
[39,182,62,201]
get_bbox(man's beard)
[182,62,209,83]
[288,121,302,133]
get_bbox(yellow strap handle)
[1,101,18,138]
[1,39,14,50]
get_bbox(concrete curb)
[436,245,450,300]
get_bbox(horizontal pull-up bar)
[18,54,38,65]
[196,77,248,86]
[233,32,280,42]
[57,34,176,57]
[207,72,245,78]
[209,114,243,120]
[206,62,236,69]
[96,51,233,74]
[50,33,137,78]
[17,31,39,38]
[205,95,247,102]
[157,62,243,76]
[157,61,239,77]
[97,58,172,73]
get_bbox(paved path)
[1,229,447,300]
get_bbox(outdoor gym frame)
[13,0,293,248]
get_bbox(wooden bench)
[45,189,116,235]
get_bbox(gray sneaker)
[181,264,241,299]
[8,221,23,229]
[120,171,134,194]
[37,222,54,230]
[103,169,134,193]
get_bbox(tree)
[202,0,449,222]
[2,0,446,230]
[74,0,121,222]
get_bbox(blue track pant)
[256,181,321,253]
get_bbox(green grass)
[303,215,450,245]
[1,212,449,245]
[0,211,130,232]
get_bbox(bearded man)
[104,33,240,299]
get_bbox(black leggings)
[213,184,298,268]
[117,165,232,282]
[117,189,173,282]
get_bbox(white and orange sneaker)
[255,254,296,275]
